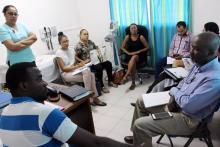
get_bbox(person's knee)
[95,64,103,72]
[133,117,151,135]
[90,72,95,78]
[136,97,145,108]
[131,55,139,61]
[104,61,112,69]
[129,55,138,65]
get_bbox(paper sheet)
[142,91,170,108]
[167,57,175,64]
[165,67,188,79]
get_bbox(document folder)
[142,91,170,108]
[59,85,88,101]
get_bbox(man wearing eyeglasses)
[124,32,220,147]
[0,5,37,66]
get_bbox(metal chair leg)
[156,134,164,144]
[206,134,214,147]
[167,136,174,147]
[184,137,194,147]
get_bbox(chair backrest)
[125,25,148,41]
[122,25,150,67]
[53,57,84,87]
[53,57,69,85]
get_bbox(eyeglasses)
[7,12,19,17]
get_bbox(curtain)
[109,0,192,67]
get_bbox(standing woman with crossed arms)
[0,5,37,66]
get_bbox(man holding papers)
[124,32,220,147]
[155,21,192,78]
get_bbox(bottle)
[110,22,114,30]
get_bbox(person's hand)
[126,51,132,56]
[130,51,139,56]
[167,96,181,112]
[173,54,182,60]
[77,62,85,67]
[80,62,85,66]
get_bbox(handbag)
[112,69,126,84]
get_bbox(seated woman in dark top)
[121,23,149,90]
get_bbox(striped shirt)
[0,97,77,147]
[169,32,192,57]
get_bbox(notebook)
[71,66,89,76]
[59,85,88,101]
[90,48,107,65]
[164,67,189,80]
[90,50,100,65]
[0,91,12,108]
[142,91,170,108]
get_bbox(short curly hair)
[204,22,219,35]
[6,62,36,91]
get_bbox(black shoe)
[130,102,135,107]
[129,84,136,90]
[94,100,107,106]
[124,136,133,144]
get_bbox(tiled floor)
[92,75,220,147]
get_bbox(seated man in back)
[0,62,136,147]
[124,32,220,147]
[148,22,220,93]
[155,21,193,79]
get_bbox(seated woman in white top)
[55,32,106,106]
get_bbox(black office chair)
[120,25,151,84]
[156,115,214,147]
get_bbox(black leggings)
[90,60,113,87]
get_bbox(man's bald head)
[191,32,220,66]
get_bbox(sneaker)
[102,87,110,93]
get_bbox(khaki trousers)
[62,69,98,97]
[131,97,199,147]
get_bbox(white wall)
[192,0,220,35]
[77,0,111,46]
[0,0,81,63]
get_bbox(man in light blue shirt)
[0,5,37,65]
[124,32,220,147]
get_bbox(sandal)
[129,83,136,90]
[120,77,128,85]
[108,82,118,88]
